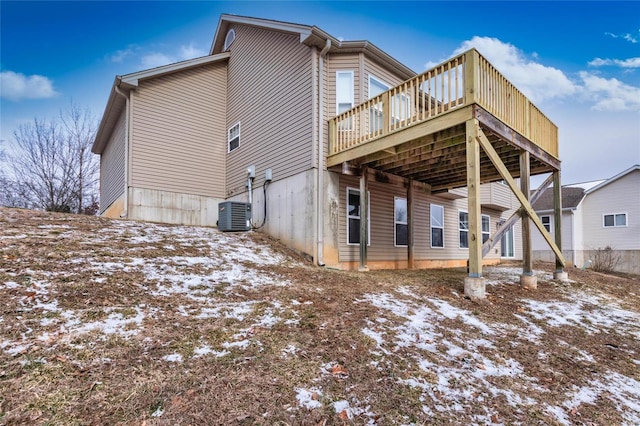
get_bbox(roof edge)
[584,164,640,195]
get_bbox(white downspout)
[317,39,331,266]
[114,83,129,218]
[571,208,576,266]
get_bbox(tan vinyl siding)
[364,57,408,98]
[327,53,360,118]
[337,175,506,262]
[99,109,126,213]
[130,62,227,198]
[581,171,640,250]
[225,24,313,195]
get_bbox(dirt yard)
[1,207,638,425]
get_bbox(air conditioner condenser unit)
[218,201,251,231]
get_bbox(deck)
[327,49,559,192]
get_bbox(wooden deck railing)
[328,49,558,159]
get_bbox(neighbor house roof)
[532,186,586,212]
[584,164,640,195]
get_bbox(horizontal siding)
[363,57,408,98]
[326,53,360,118]
[225,24,313,196]
[100,109,126,213]
[338,174,508,262]
[130,62,227,198]
[581,171,640,250]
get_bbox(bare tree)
[60,101,99,214]
[4,101,99,213]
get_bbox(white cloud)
[110,46,136,63]
[605,31,639,44]
[139,43,207,70]
[578,72,640,111]
[0,70,57,101]
[588,57,640,68]
[451,36,577,103]
[426,36,640,112]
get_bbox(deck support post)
[407,179,414,269]
[552,170,568,281]
[464,119,485,300]
[519,150,537,289]
[359,166,369,271]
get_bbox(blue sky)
[1,1,639,184]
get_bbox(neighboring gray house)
[93,13,564,290]
[532,165,640,274]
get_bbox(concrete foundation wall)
[228,170,316,257]
[534,249,640,275]
[128,187,222,226]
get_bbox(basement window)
[394,197,408,247]
[603,213,627,227]
[347,187,370,245]
[228,122,240,152]
[459,211,490,248]
[430,204,444,248]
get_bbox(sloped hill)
[1,207,639,425]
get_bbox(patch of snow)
[151,406,164,417]
[2,281,19,289]
[222,340,250,350]
[295,388,322,410]
[162,353,183,362]
[281,344,298,359]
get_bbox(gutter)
[114,80,129,218]
[316,38,331,267]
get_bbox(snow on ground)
[355,277,640,425]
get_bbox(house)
[92,14,566,298]
[532,165,640,274]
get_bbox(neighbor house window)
[541,215,551,232]
[603,213,627,227]
[228,122,240,152]
[223,29,236,51]
[430,204,444,248]
[394,197,408,247]
[482,214,490,244]
[347,188,370,245]
[459,211,469,248]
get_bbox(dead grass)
[0,207,639,425]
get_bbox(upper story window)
[541,215,551,232]
[336,71,354,115]
[603,213,627,227]
[228,122,240,152]
[369,76,389,99]
[223,29,236,51]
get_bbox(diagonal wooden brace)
[476,130,566,267]
[482,173,554,257]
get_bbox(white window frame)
[336,71,354,115]
[227,122,240,153]
[346,187,371,246]
[482,214,490,244]
[430,204,445,249]
[223,29,236,51]
[368,75,390,99]
[501,225,515,258]
[603,212,627,228]
[394,197,408,247]
[541,215,551,232]
[459,210,469,249]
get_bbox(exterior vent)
[218,201,251,232]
